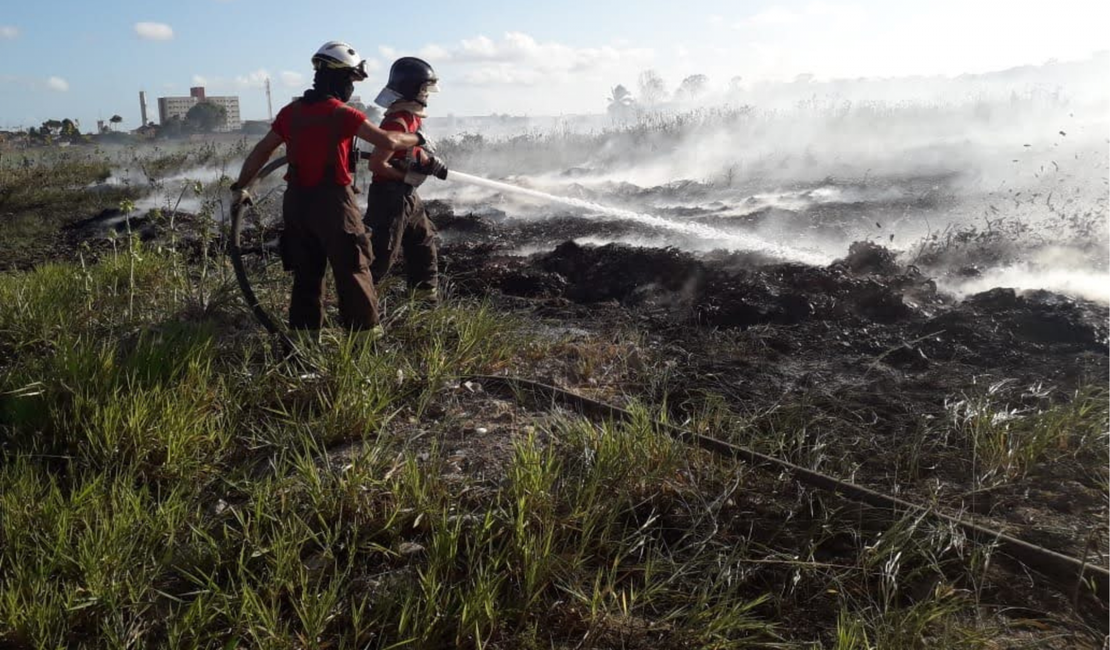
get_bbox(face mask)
[338,79,355,103]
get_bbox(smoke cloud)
[420,53,1109,302]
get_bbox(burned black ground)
[431,199,1109,575]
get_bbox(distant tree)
[606,84,635,123]
[185,102,227,133]
[728,76,744,93]
[676,74,709,101]
[109,115,123,130]
[41,119,63,135]
[608,84,633,107]
[158,116,188,139]
[60,119,79,138]
[637,70,667,107]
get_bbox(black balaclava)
[303,68,354,104]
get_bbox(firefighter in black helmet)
[364,57,449,302]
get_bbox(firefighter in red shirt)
[364,57,449,302]
[231,42,424,337]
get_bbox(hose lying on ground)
[467,373,1110,608]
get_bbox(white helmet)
[311,41,368,80]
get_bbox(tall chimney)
[139,91,148,126]
[265,77,273,121]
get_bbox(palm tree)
[607,85,635,123]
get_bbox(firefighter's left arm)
[233,130,283,189]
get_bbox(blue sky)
[1,0,1107,131]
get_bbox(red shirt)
[272,98,365,187]
[371,110,422,183]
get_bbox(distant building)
[240,120,271,135]
[157,87,241,132]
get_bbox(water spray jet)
[446,170,831,266]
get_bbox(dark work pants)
[281,184,380,330]
[363,182,438,291]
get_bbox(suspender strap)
[287,100,350,187]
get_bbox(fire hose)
[228,157,1108,611]
[469,374,1109,609]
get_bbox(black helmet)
[385,57,439,103]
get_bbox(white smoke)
[421,53,1109,302]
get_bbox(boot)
[411,285,439,306]
[349,324,386,347]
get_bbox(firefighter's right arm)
[231,129,284,197]
[357,119,422,151]
[367,145,407,183]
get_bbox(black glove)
[415,154,448,180]
[229,182,253,209]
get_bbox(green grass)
[0,250,1031,649]
[1,164,1103,646]
[947,382,1109,485]
[1,252,782,647]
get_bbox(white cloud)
[457,35,498,60]
[46,76,69,92]
[279,71,305,88]
[417,44,451,61]
[740,6,801,26]
[403,31,653,88]
[737,2,864,29]
[413,32,652,70]
[134,22,174,41]
[190,69,266,90]
[462,65,541,86]
[0,25,18,39]
[234,68,269,88]
[379,45,397,60]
